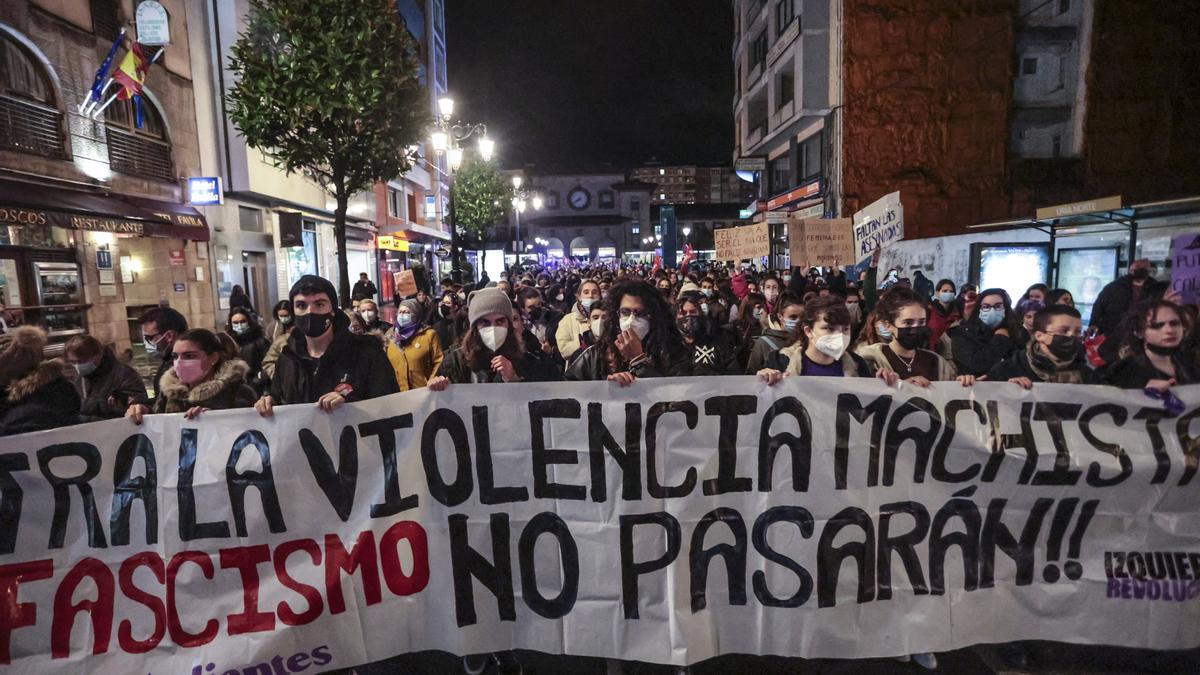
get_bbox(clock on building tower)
[568,187,591,210]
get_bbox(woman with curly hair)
[565,279,687,385]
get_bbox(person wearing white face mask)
[566,280,687,385]
[356,299,392,335]
[758,296,899,385]
[385,299,444,391]
[428,288,531,389]
[556,280,602,360]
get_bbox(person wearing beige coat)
[555,280,602,360]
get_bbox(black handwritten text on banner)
[1,379,1198,672]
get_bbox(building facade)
[191,0,379,320]
[373,0,452,302]
[503,171,651,261]
[733,0,1200,254]
[0,0,214,353]
[629,163,755,206]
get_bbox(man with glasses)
[126,307,187,421]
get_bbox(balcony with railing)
[106,126,174,182]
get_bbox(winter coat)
[0,360,81,435]
[385,327,444,391]
[949,320,1018,377]
[260,332,289,381]
[744,327,790,375]
[351,279,377,301]
[985,346,1096,385]
[555,307,591,360]
[927,301,960,346]
[1102,353,1200,390]
[154,358,258,414]
[565,343,690,381]
[435,346,540,384]
[230,326,271,389]
[74,350,149,421]
[1090,275,1169,338]
[764,342,872,377]
[678,330,741,376]
[855,342,956,381]
[269,328,399,405]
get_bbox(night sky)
[446,0,734,171]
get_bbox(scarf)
[393,321,423,348]
[1025,339,1083,384]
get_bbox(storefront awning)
[0,179,210,241]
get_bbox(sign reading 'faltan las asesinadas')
[1,379,1199,673]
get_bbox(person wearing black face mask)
[987,305,1095,388]
[855,287,966,386]
[1090,258,1169,365]
[1104,300,1198,391]
[674,291,739,376]
[256,275,398,417]
[516,286,563,362]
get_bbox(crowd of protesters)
[0,250,1194,440]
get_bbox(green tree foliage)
[450,156,511,241]
[227,0,429,306]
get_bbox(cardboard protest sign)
[2,379,1199,672]
[788,218,855,267]
[393,269,417,298]
[852,191,904,261]
[1171,233,1200,305]
[714,222,769,261]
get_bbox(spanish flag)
[112,42,148,101]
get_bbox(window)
[387,187,401,217]
[545,191,560,209]
[105,96,173,181]
[1022,57,1038,75]
[1051,133,1062,158]
[799,132,823,181]
[0,33,68,159]
[776,69,794,108]
[751,31,767,72]
[630,198,641,213]
[1058,0,1070,15]
[775,0,795,35]
[407,193,418,221]
[239,206,263,233]
[631,224,640,235]
[599,190,614,208]
[769,155,792,195]
[90,0,121,41]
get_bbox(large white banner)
[2,379,1199,672]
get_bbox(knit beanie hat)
[288,274,339,309]
[467,287,514,325]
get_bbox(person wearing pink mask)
[126,328,256,424]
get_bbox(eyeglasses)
[979,303,1005,312]
[618,308,650,319]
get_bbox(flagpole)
[77,28,126,114]
[90,47,165,120]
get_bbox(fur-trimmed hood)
[5,359,70,402]
[159,357,250,404]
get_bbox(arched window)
[105,95,174,182]
[0,29,68,158]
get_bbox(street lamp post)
[430,96,494,283]
[511,174,541,265]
